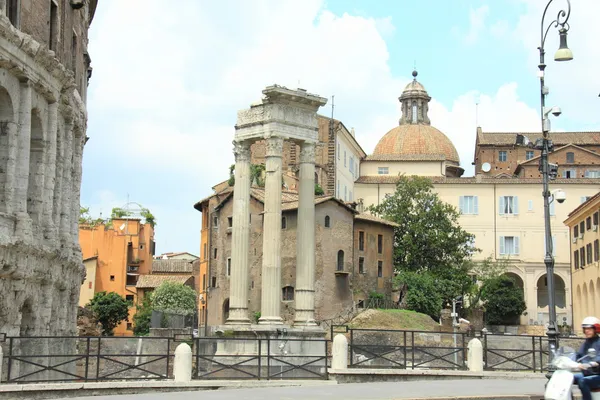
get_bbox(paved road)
[71,378,549,400]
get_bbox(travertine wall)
[0,1,95,337]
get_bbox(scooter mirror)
[588,348,597,359]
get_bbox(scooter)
[545,347,600,400]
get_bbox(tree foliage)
[152,281,196,316]
[132,294,153,336]
[466,257,510,311]
[369,176,479,310]
[79,206,105,227]
[315,183,325,196]
[480,274,526,325]
[396,271,443,318]
[87,291,130,336]
[140,208,157,228]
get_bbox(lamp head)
[554,28,573,61]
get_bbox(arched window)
[282,216,287,229]
[325,215,330,228]
[337,250,344,271]
[314,171,319,184]
[282,286,294,301]
[411,101,418,123]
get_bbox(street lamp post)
[538,0,573,364]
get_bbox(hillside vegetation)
[348,309,446,331]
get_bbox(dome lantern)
[398,69,431,126]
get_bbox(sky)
[80,0,600,256]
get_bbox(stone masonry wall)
[0,2,94,337]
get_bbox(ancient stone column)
[70,132,85,252]
[52,121,64,229]
[226,140,252,325]
[259,136,284,325]
[4,121,18,215]
[294,141,317,326]
[59,122,73,248]
[43,102,58,242]
[14,79,32,240]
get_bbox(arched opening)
[576,285,582,329]
[0,87,15,214]
[337,250,344,271]
[411,101,418,123]
[324,215,330,228]
[590,280,596,316]
[27,109,44,222]
[314,171,319,185]
[19,299,36,336]
[537,274,567,326]
[501,273,525,325]
[583,283,589,317]
[222,298,230,323]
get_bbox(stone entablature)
[0,4,93,337]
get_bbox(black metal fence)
[0,335,329,383]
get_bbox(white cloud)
[461,5,490,45]
[85,0,548,253]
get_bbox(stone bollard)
[173,343,192,382]
[331,334,348,370]
[467,338,484,372]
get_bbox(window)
[459,196,478,215]
[349,157,354,173]
[203,243,207,259]
[587,243,593,264]
[528,200,534,212]
[110,275,115,281]
[377,261,383,277]
[499,236,519,256]
[359,257,365,274]
[49,1,58,51]
[594,212,599,226]
[412,101,418,123]
[378,234,383,254]
[282,286,294,301]
[214,247,218,259]
[378,167,389,175]
[587,217,592,231]
[344,150,347,167]
[585,171,600,178]
[344,186,347,201]
[337,143,340,159]
[574,225,579,238]
[281,216,287,229]
[202,274,206,290]
[526,151,534,160]
[595,240,599,262]
[227,258,231,276]
[358,231,365,251]
[6,0,19,27]
[563,169,576,179]
[581,247,586,267]
[580,221,585,235]
[228,217,233,227]
[498,151,507,162]
[575,250,580,269]
[88,281,92,289]
[357,300,365,309]
[126,323,133,331]
[566,152,575,164]
[213,215,218,227]
[211,277,217,288]
[499,196,519,215]
[337,250,344,271]
[325,215,330,228]
[126,295,134,305]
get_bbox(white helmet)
[582,316,600,333]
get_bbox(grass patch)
[348,309,441,331]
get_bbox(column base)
[258,316,284,325]
[226,309,251,325]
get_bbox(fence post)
[173,343,192,382]
[331,334,348,370]
[467,338,483,372]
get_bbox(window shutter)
[499,236,505,255]
[585,171,589,178]
[474,196,479,215]
[528,200,533,211]
[459,196,465,213]
[499,197,505,215]
[513,196,519,215]
[514,236,520,255]
[549,200,555,216]
[563,170,567,178]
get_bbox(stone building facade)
[0,0,97,336]
[194,187,396,328]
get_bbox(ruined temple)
[0,0,97,336]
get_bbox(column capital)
[232,140,251,162]
[299,142,316,164]
[265,136,284,157]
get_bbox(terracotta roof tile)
[364,154,446,161]
[478,131,600,146]
[354,213,399,227]
[136,275,194,289]
[355,175,600,185]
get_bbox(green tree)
[132,294,153,336]
[152,281,196,316]
[140,207,157,228]
[481,274,526,325]
[396,271,443,318]
[110,207,131,219]
[315,183,325,196]
[466,257,510,311]
[87,292,130,336]
[369,176,479,306]
[79,206,105,227]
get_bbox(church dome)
[372,70,460,164]
[373,124,460,163]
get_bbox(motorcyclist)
[573,316,600,400]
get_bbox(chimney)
[351,127,355,137]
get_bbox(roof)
[136,275,194,289]
[157,252,199,259]
[477,130,600,146]
[364,154,446,161]
[151,259,194,274]
[373,124,460,163]
[83,256,98,262]
[565,192,600,224]
[317,115,367,158]
[517,144,600,168]
[355,175,600,185]
[354,213,399,227]
[279,195,358,214]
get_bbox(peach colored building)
[564,193,600,334]
[79,219,155,336]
